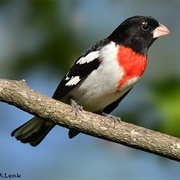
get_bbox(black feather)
[52,39,111,100]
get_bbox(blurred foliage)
[3,0,81,75]
[151,78,180,137]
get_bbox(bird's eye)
[141,22,150,32]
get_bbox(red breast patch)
[117,46,147,91]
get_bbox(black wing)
[52,38,111,100]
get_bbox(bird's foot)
[70,99,83,115]
[102,112,121,128]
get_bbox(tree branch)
[0,78,179,161]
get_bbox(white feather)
[66,42,129,112]
[76,51,99,64]
[65,76,81,86]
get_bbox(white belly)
[62,42,140,112]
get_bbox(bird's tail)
[68,129,80,139]
[11,117,55,146]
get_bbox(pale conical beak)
[153,23,170,38]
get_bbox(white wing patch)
[65,76,70,81]
[76,51,99,64]
[65,76,81,86]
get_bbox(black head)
[108,16,170,55]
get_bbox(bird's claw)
[70,99,83,115]
[102,112,121,128]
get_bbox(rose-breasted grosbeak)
[11,16,170,146]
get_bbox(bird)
[11,15,170,146]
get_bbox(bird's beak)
[153,23,170,38]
